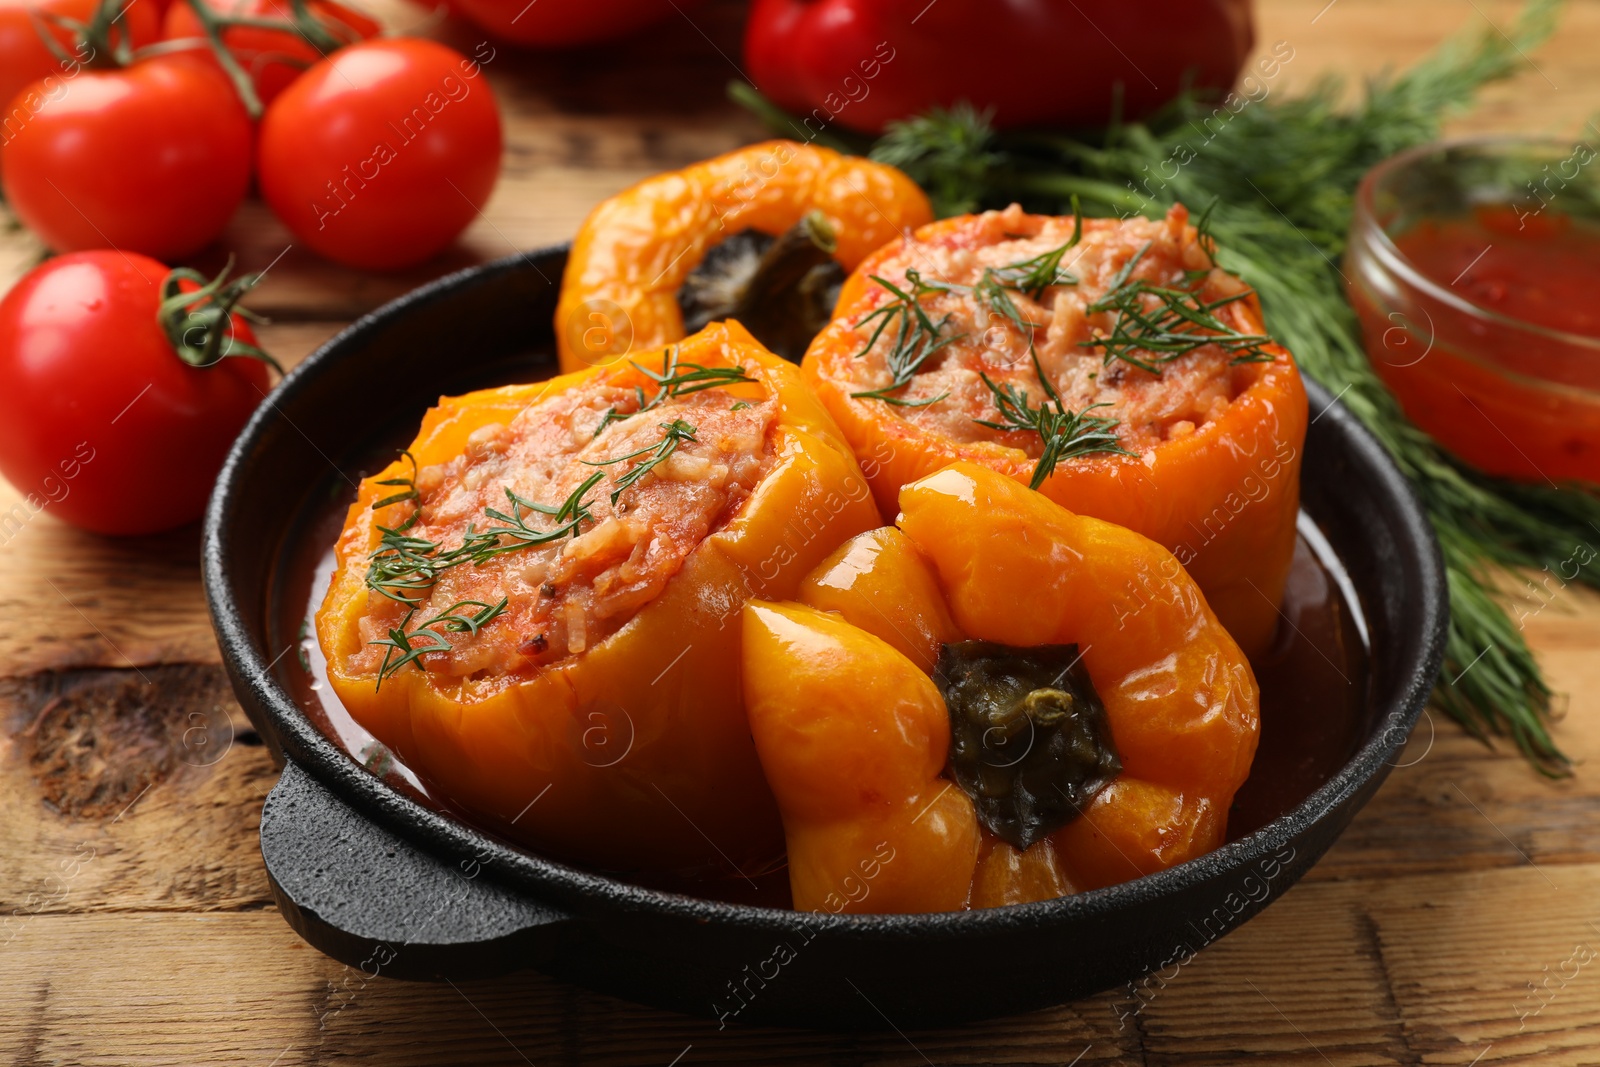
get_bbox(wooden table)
[4,1,1600,1062]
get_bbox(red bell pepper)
[744,0,1254,134]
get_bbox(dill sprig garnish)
[359,348,746,688]
[364,474,601,610]
[976,350,1133,488]
[357,343,750,686]
[961,208,1130,469]
[360,472,600,688]
[970,262,1050,343]
[596,346,756,435]
[850,271,964,406]
[372,597,509,688]
[804,0,1576,771]
[851,207,1085,406]
[1081,241,1274,373]
[365,515,444,606]
[361,416,702,687]
[466,475,603,561]
[584,419,698,503]
[987,205,1083,301]
[371,625,445,687]
[371,449,421,510]
[953,210,1086,343]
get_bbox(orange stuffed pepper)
[556,140,932,370]
[317,322,880,877]
[742,463,1260,913]
[801,203,1307,657]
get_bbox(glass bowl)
[1346,135,1600,484]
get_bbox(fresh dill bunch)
[740,0,1586,773]
[872,101,1005,217]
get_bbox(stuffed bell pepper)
[801,203,1308,657]
[316,321,881,877]
[742,462,1261,913]
[556,140,932,369]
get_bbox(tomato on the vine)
[257,38,503,271]
[0,251,274,536]
[161,0,380,107]
[0,0,159,119]
[0,54,252,260]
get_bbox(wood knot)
[3,664,241,819]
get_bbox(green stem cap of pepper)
[937,640,1122,851]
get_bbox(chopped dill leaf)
[586,419,699,504]
[849,271,964,406]
[974,350,1133,487]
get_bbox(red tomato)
[0,54,252,260]
[447,0,698,47]
[0,251,272,536]
[257,38,503,271]
[161,0,380,107]
[0,0,160,119]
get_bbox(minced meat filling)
[350,379,776,679]
[843,203,1262,456]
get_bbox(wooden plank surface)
[4,0,1600,1063]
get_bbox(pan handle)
[260,760,573,981]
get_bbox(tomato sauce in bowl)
[1347,136,1600,484]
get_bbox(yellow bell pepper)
[796,526,960,672]
[742,462,1260,911]
[800,206,1307,658]
[555,140,932,372]
[317,321,881,876]
[742,600,980,914]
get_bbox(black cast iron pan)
[202,244,1448,1030]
